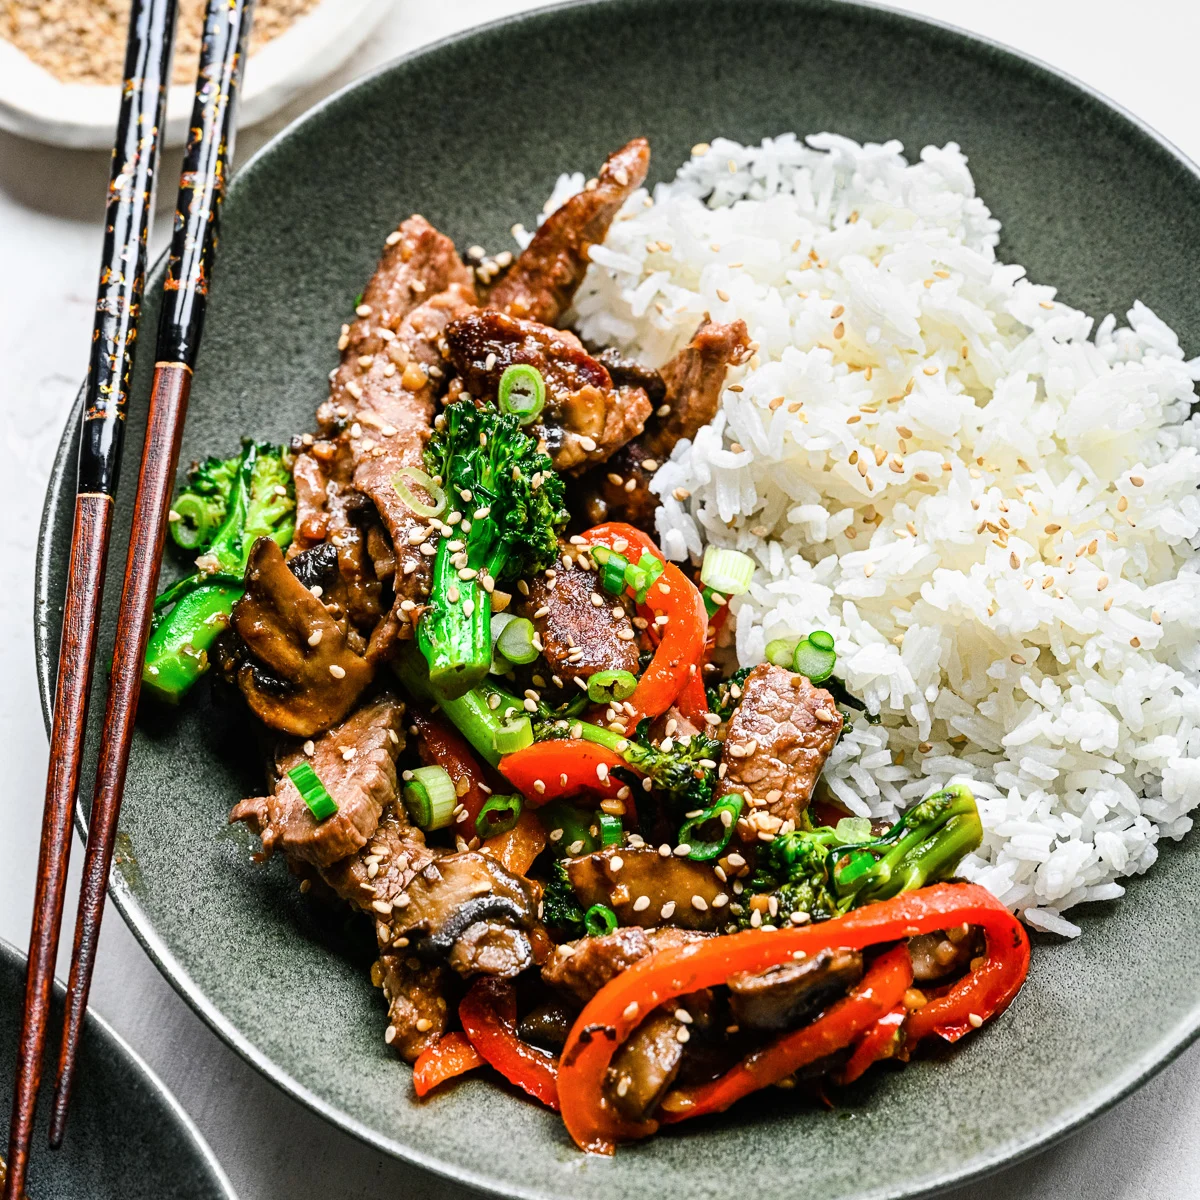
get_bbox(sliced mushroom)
[727,947,864,1032]
[565,847,731,931]
[231,537,374,737]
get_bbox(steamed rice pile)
[544,133,1200,936]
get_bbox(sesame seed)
[632,895,651,912]
[660,901,677,919]
[329,664,346,679]
[968,1012,984,1029]
[676,1026,691,1043]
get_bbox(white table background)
[3,1,1199,1196]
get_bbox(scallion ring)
[169,493,218,551]
[834,816,873,844]
[477,793,522,837]
[597,812,624,846]
[496,616,538,665]
[392,466,446,519]
[495,715,534,755]
[586,669,639,705]
[679,794,745,861]
[584,903,619,937]
[402,765,457,831]
[793,632,837,683]
[764,637,799,668]
[287,762,338,822]
[700,545,756,595]
[498,363,546,425]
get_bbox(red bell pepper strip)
[576,523,707,730]
[658,945,912,1121]
[459,978,560,1110]
[675,671,711,727]
[412,1032,485,1097]
[482,809,548,875]
[837,1004,907,1085]
[499,739,630,805]
[557,882,1028,1155]
[410,706,489,839]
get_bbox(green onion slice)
[587,669,639,705]
[597,812,624,846]
[630,553,664,603]
[834,847,878,888]
[764,637,799,667]
[477,793,522,837]
[680,794,745,861]
[496,616,538,665]
[793,634,836,683]
[700,545,756,595]
[834,816,873,844]
[169,493,218,551]
[599,551,630,594]
[495,715,534,755]
[392,466,446,519]
[498,364,546,425]
[287,762,338,822]
[402,765,457,831]
[584,903,619,937]
[809,629,835,652]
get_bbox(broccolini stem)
[416,539,493,699]
[143,578,242,704]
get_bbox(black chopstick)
[3,3,179,1195]
[48,0,257,1148]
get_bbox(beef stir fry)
[147,138,1029,1155]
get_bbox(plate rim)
[32,1,1200,1196]
[0,937,238,1200]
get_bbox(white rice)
[542,132,1200,936]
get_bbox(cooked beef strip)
[377,954,450,1061]
[565,847,731,932]
[231,538,374,737]
[487,137,650,325]
[574,318,751,527]
[443,309,650,473]
[513,549,640,692]
[230,693,404,868]
[542,925,706,1006]
[716,662,843,840]
[593,347,667,407]
[287,216,477,666]
[605,1008,686,1122]
[727,948,864,1032]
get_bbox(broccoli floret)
[143,442,295,704]
[541,860,585,937]
[542,717,721,810]
[707,667,751,721]
[736,785,983,927]
[417,400,567,699]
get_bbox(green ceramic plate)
[0,938,235,1199]
[34,2,1200,1198]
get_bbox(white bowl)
[0,0,395,149]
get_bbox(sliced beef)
[565,847,731,932]
[542,925,706,1006]
[593,347,667,406]
[443,309,651,473]
[377,953,450,1062]
[575,318,752,527]
[230,694,404,868]
[727,948,863,1032]
[514,549,640,692]
[231,538,373,737]
[487,137,650,325]
[390,853,541,979]
[716,662,843,839]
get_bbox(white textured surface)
[2,2,1199,1197]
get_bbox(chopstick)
[47,0,258,1149]
[3,2,180,1195]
